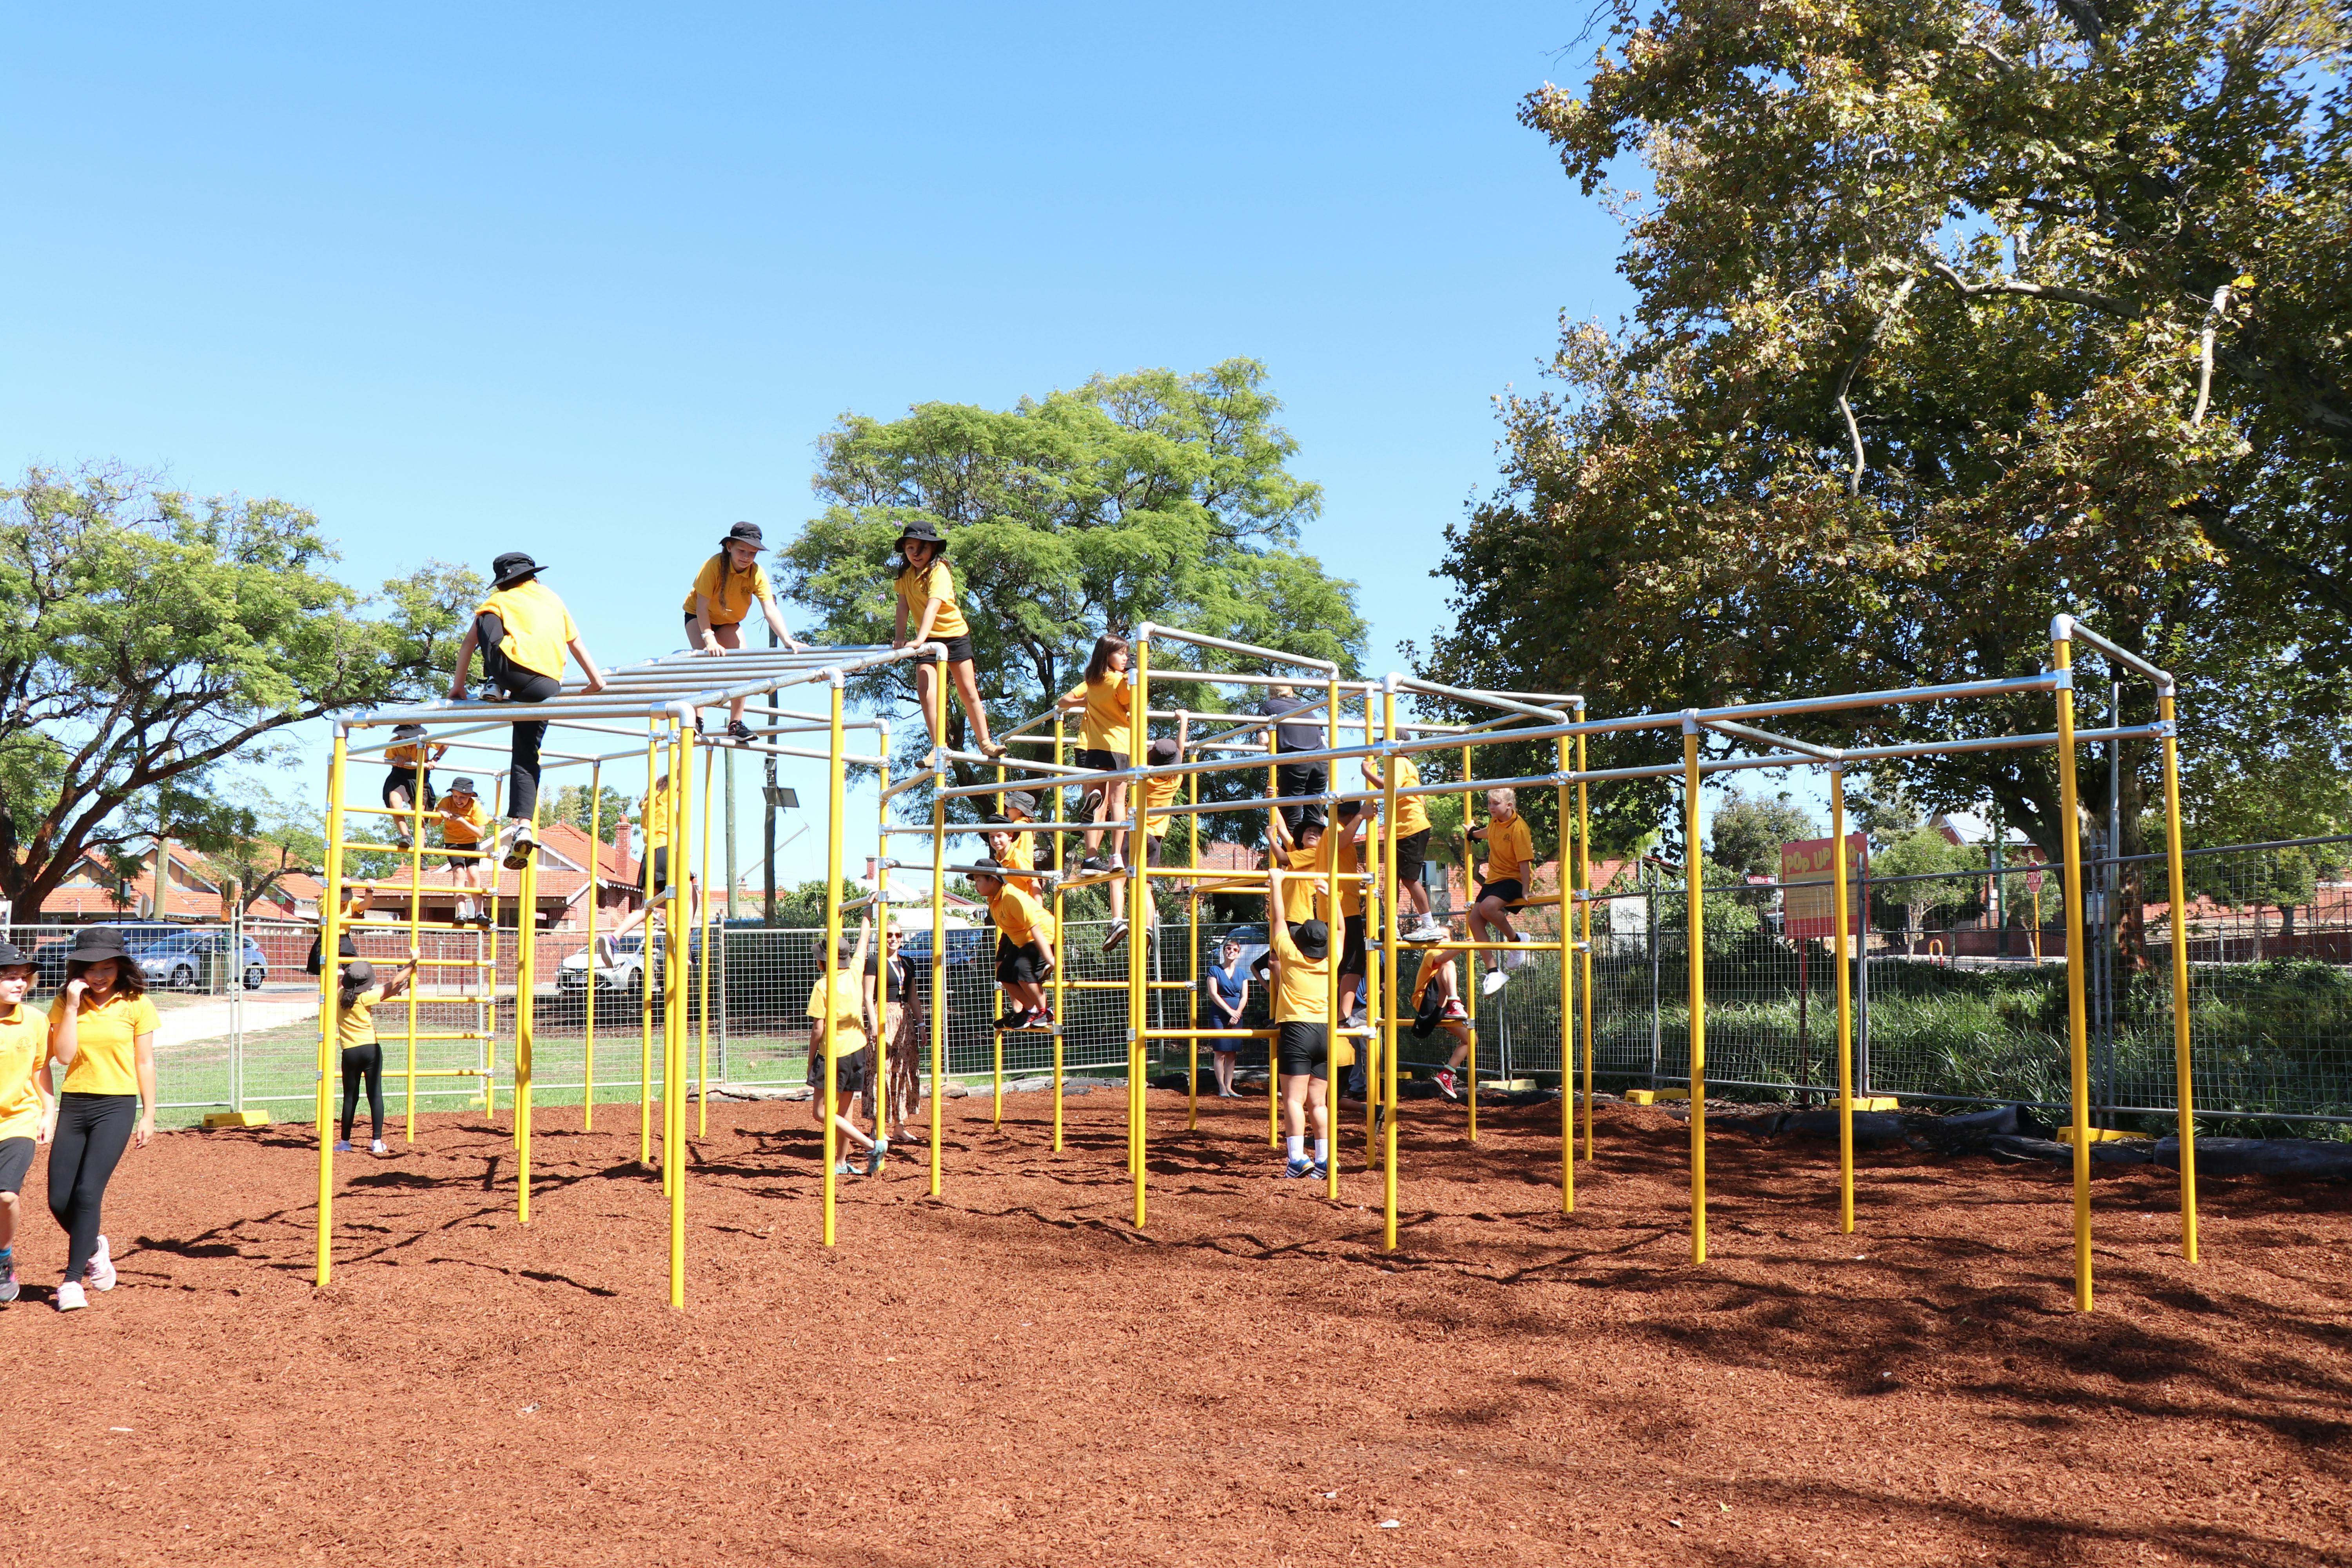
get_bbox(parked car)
[555,925,711,994]
[29,921,185,989]
[894,927,993,969]
[130,931,270,991]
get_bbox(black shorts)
[1076,747,1121,773]
[808,1045,871,1098]
[928,632,974,666]
[1144,832,1167,868]
[0,1135,31,1195]
[1476,878,1524,908]
[651,846,669,895]
[1394,828,1429,886]
[1339,913,1368,978]
[995,935,1051,985]
[1275,1020,1348,1079]
[381,768,436,811]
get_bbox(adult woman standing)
[889,520,1005,758]
[44,927,159,1312]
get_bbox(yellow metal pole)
[1361,688,1377,1156]
[1684,720,1707,1265]
[1830,766,1855,1234]
[1269,750,1279,1150]
[2054,632,2093,1312]
[1131,637,1151,1227]
[1322,664,1339,1200]
[668,721,691,1308]
[1381,682,1401,1249]
[640,723,658,1168]
[1463,741,1478,1141]
[487,776,506,1127]
[1185,715,1199,1133]
[929,720,946,1196]
[516,795,539,1224]
[404,751,425,1142]
[585,762,600,1131]
[697,742,715,1138]
[2158,686,2199,1263]
[1576,730,1594,1161]
[1557,732,1575,1213]
[1052,710,1067,1152]
[821,677,846,1247]
[316,729,349,1288]
[875,744,891,1156]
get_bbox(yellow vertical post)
[515,795,539,1224]
[1360,688,1377,1156]
[1576,728,1595,1161]
[668,721,691,1307]
[639,723,659,1168]
[1130,637,1151,1227]
[821,677,846,1247]
[928,719,946,1196]
[486,777,506,1125]
[1830,766,1856,1234]
[1322,666,1340,1200]
[2159,684,2198,1263]
[1557,732,1575,1213]
[875,745,891,1156]
[697,742,715,1137]
[1462,741,1478,1141]
[1051,710,1067,1153]
[1683,719,1707,1265]
[316,729,349,1288]
[2053,632,2093,1312]
[585,762,600,1132]
[403,744,426,1142]
[1380,682,1402,1249]
[1268,750,1279,1150]
[1185,715,1199,1133]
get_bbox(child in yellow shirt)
[683,521,806,740]
[0,940,53,1305]
[890,520,1005,759]
[1466,787,1541,997]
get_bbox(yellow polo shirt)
[50,991,161,1098]
[1479,813,1535,889]
[896,561,969,640]
[1076,671,1131,756]
[987,880,1055,949]
[477,579,579,681]
[439,795,488,846]
[681,554,773,626]
[1143,773,1181,836]
[338,987,386,1050]
[806,973,869,1056]
[1366,755,1430,835]
[0,1002,49,1141]
[1336,826,1379,918]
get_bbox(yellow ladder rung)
[390,1031,499,1041]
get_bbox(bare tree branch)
[1927,261,2136,318]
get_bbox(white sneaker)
[501,820,537,870]
[85,1235,116,1292]
[370,1139,390,1155]
[595,935,617,967]
[1481,968,1509,997]
[1406,919,1448,943]
[55,1280,86,1312]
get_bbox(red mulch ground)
[12,1092,2350,1566]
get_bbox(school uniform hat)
[1287,920,1331,960]
[1148,737,1180,765]
[0,940,29,968]
[392,722,426,738]
[972,857,1003,876]
[722,521,764,549]
[833,935,861,962]
[894,518,947,554]
[341,960,377,988]
[447,778,478,795]
[490,552,543,588]
[1001,789,1040,818]
[68,927,131,962]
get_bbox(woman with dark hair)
[1057,633,1132,877]
[44,927,159,1312]
[336,955,420,1154]
[889,520,1004,758]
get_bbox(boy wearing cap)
[1267,846,1344,1179]
[971,858,1055,1030]
[1466,788,1538,997]
[383,724,446,850]
[0,941,53,1305]
[437,780,494,927]
[889,520,1005,759]
[807,919,884,1176]
[685,521,806,741]
[448,552,610,869]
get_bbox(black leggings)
[1275,760,1327,838]
[49,1094,137,1281]
[474,612,563,820]
[341,1044,385,1142]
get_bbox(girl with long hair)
[44,927,159,1312]
[889,520,1004,758]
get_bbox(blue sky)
[3,4,1672,888]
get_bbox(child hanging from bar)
[436,779,495,929]
[383,724,446,850]
[1465,786,1537,998]
[684,521,807,740]
[1102,736,1182,954]
[1362,744,1446,942]
[1057,633,1132,876]
[890,519,1006,759]
[447,551,609,869]
[335,955,420,1155]
[595,773,698,966]
[1266,831,1343,1180]
[971,858,1056,1031]
[1265,804,1334,924]
[982,788,1045,888]
[806,919,885,1177]
[1411,946,1475,1101]
[1253,682,1328,839]
[1332,798,1380,1030]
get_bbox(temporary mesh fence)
[7,833,2347,1131]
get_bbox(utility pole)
[765,622,779,927]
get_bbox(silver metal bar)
[1136,624,1338,673]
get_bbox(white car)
[556,934,649,993]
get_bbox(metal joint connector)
[2051,669,2073,691]
[1679,710,1702,735]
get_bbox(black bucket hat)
[1148,737,1180,765]
[833,935,861,963]
[446,777,478,795]
[1287,920,1330,960]
[68,927,131,963]
[894,518,947,555]
[341,959,377,989]
[0,940,29,969]
[392,722,426,739]
[1296,809,1328,837]
[490,552,543,588]
[722,521,764,550]
[971,857,1003,879]
[1000,789,1040,818]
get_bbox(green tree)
[1709,787,1819,880]
[1423,0,2352,868]
[768,877,873,931]
[0,465,478,916]
[1870,826,1981,935]
[546,784,632,845]
[776,360,1368,829]
[201,792,327,914]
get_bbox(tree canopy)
[1421,0,2352,864]
[1709,786,1820,879]
[0,465,477,916]
[776,360,1367,813]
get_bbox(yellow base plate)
[2056,1125,2152,1144]
[201,1109,271,1129]
[1623,1089,1692,1105]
